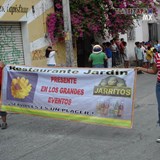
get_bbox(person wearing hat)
[88,45,107,68]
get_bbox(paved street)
[0,72,160,160]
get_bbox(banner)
[1,65,137,128]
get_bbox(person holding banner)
[137,51,160,143]
[45,46,57,67]
[0,61,7,129]
[88,45,107,68]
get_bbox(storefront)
[0,0,72,67]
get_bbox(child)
[122,41,130,68]
[105,42,112,68]
[146,46,153,68]
[141,42,147,68]
[0,61,7,129]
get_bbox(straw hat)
[92,45,102,54]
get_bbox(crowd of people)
[134,40,160,74]
[0,42,159,144]
[88,38,160,70]
[88,39,160,143]
[89,38,129,68]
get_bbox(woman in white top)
[45,46,57,66]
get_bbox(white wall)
[121,20,149,62]
[127,20,144,61]
[134,20,143,42]
[97,17,154,63]
[142,21,149,41]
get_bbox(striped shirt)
[154,52,160,81]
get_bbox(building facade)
[121,3,160,62]
[0,0,76,67]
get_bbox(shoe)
[1,123,7,129]
[156,137,160,143]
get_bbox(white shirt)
[47,51,56,65]
[123,47,129,61]
[111,43,118,52]
[141,46,147,62]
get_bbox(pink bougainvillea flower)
[55,3,62,9]
[46,0,157,43]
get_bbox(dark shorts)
[0,111,7,116]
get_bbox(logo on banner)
[93,76,132,97]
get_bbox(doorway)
[76,35,94,67]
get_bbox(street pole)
[62,0,74,67]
